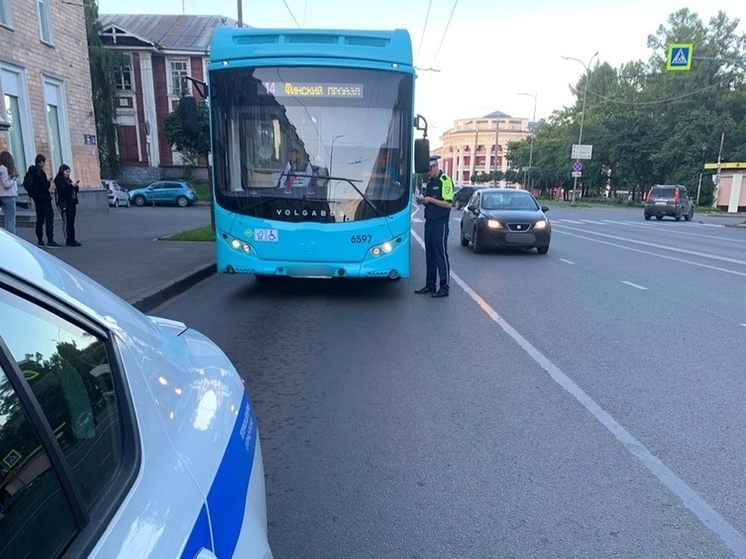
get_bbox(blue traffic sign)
[572,160,583,173]
[667,43,693,71]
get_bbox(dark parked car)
[452,186,476,209]
[460,188,551,254]
[128,180,198,207]
[644,184,694,221]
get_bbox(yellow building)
[434,111,531,186]
[0,0,101,196]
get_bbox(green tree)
[163,103,211,178]
[85,0,124,176]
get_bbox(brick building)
[98,14,234,184]
[0,0,101,193]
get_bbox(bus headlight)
[371,240,396,257]
[230,238,251,253]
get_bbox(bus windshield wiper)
[326,175,382,217]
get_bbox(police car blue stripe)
[180,394,258,558]
[180,505,211,558]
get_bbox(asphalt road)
[155,205,746,558]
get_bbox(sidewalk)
[11,205,216,313]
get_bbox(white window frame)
[0,64,35,171]
[43,76,72,173]
[37,0,53,44]
[169,59,190,96]
[115,55,133,91]
[0,0,13,28]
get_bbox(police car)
[0,230,272,558]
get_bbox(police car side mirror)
[414,139,430,174]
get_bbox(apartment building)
[0,0,101,197]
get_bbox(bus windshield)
[210,66,413,223]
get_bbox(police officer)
[415,155,454,298]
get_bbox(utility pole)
[696,143,706,206]
[518,92,537,190]
[494,117,500,186]
[237,0,243,27]
[563,52,598,202]
[712,132,725,208]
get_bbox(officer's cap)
[429,155,441,167]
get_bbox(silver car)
[102,180,130,208]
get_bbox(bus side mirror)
[179,96,199,137]
[414,139,430,174]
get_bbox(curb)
[131,262,217,313]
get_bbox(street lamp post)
[563,51,598,202]
[518,92,537,190]
[696,143,706,206]
[329,134,345,177]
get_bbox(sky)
[98,0,745,144]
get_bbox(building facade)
[0,0,101,192]
[98,14,234,184]
[434,111,530,186]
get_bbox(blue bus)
[194,27,430,280]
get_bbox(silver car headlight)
[486,219,502,229]
[533,219,548,230]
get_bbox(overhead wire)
[586,76,734,106]
[280,0,302,28]
[430,0,460,67]
[415,0,433,66]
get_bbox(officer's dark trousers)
[34,198,54,243]
[424,219,450,291]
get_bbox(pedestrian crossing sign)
[667,43,693,71]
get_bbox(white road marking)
[601,220,743,243]
[553,229,746,278]
[556,219,584,224]
[622,281,648,290]
[552,224,746,266]
[410,228,746,557]
[560,259,575,265]
[412,217,423,223]
[578,220,607,225]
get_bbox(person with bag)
[0,151,19,235]
[54,164,81,247]
[25,153,59,247]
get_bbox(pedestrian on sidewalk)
[24,154,59,247]
[54,164,81,247]
[0,151,19,235]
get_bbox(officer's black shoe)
[414,286,435,294]
[431,289,449,298]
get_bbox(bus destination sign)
[263,82,364,98]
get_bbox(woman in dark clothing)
[54,164,81,247]
[26,153,59,247]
